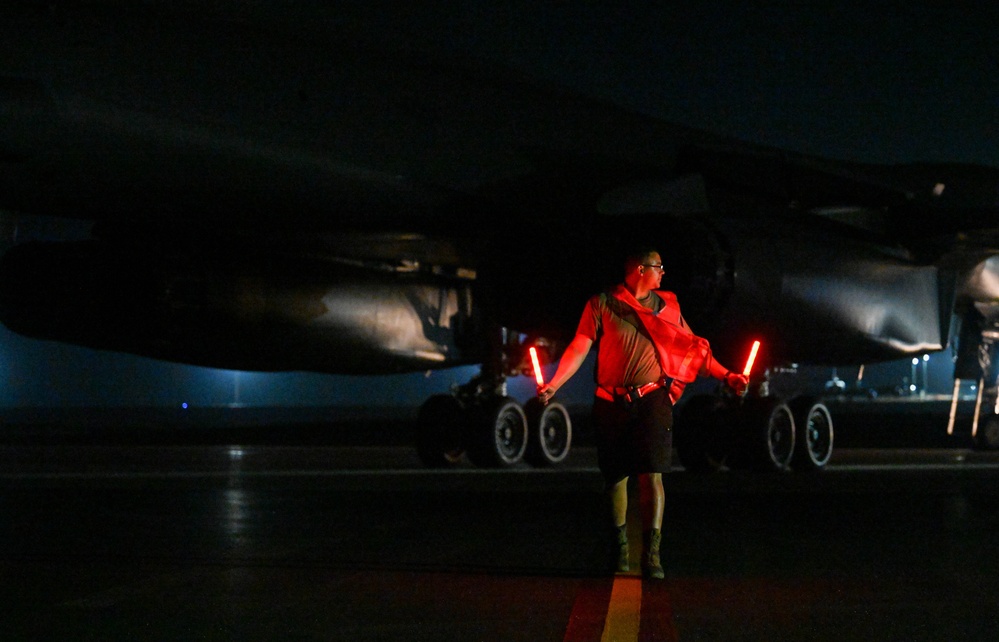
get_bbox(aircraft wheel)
[974,416,999,450]
[523,399,572,466]
[467,396,528,467]
[790,397,834,470]
[674,395,729,473]
[415,394,466,468]
[740,397,795,472]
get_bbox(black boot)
[614,524,629,573]
[643,528,664,579]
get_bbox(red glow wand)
[529,346,545,388]
[742,340,761,377]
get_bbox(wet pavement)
[2,435,999,640]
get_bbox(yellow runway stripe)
[601,576,642,642]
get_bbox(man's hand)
[537,383,556,405]
[724,371,749,395]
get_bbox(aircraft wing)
[1,4,998,377]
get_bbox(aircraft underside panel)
[0,240,485,374]
[685,216,955,365]
[778,257,947,360]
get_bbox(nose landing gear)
[414,331,573,468]
[675,390,834,473]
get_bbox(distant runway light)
[182,402,188,409]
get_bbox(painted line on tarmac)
[601,575,642,641]
[563,575,678,642]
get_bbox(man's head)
[624,248,659,273]
[624,248,664,290]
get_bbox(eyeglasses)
[641,264,665,273]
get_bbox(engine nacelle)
[658,214,952,366]
[0,240,485,374]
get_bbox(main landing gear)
[674,387,835,473]
[415,334,572,468]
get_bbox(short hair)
[623,248,659,274]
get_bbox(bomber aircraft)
[1,4,997,471]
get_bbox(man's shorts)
[592,386,673,489]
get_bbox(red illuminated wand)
[739,340,761,397]
[743,340,761,377]
[529,346,545,389]
[529,346,551,405]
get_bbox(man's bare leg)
[639,473,664,531]
[609,477,629,571]
[609,477,629,528]
[639,473,665,579]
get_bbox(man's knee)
[639,473,664,494]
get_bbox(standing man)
[537,248,747,579]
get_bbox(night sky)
[1,3,996,409]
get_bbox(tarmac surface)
[2,415,999,641]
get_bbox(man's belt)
[596,377,672,404]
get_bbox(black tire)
[739,397,795,472]
[790,397,834,470]
[974,416,999,450]
[674,395,729,473]
[523,399,572,466]
[415,394,466,468]
[467,396,528,467]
